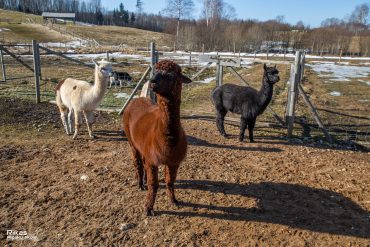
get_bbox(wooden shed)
[42,12,76,24]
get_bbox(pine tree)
[130,12,136,23]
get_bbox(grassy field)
[58,24,174,49]
[1,53,369,148]
[0,8,174,50]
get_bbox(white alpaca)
[56,59,112,139]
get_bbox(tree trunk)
[176,18,179,50]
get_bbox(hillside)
[0,9,174,49]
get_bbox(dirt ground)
[0,96,369,246]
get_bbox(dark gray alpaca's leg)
[145,165,159,216]
[216,108,228,137]
[239,117,247,142]
[247,118,256,143]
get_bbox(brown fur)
[122,60,191,216]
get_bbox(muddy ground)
[0,97,369,246]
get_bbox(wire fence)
[0,44,369,149]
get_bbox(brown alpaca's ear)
[180,74,192,84]
[263,63,267,70]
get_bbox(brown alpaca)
[122,60,191,216]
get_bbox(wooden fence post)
[0,49,6,82]
[286,50,302,138]
[189,51,192,67]
[215,57,223,87]
[298,84,333,144]
[300,52,305,82]
[106,51,110,61]
[149,42,157,102]
[32,40,41,104]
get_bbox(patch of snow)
[358,79,370,85]
[75,21,96,27]
[0,28,10,32]
[40,40,91,48]
[114,92,129,98]
[307,62,370,83]
[329,91,342,96]
[196,77,216,84]
[80,174,89,181]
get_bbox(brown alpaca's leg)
[145,165,159,216]
[83,111,95,138]
[165,165,179,205]
[72,111,82,140]
[131,148,145,190]
[247,118,256,143]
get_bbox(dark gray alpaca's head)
[263,64,280,84]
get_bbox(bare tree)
[163,0,194,49]
[350,3,369,25]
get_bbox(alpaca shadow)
[93,130,126,142]
[187,136,282,152]
[158,180,370,239]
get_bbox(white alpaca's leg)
[68,108,74,134]
[72,110,82,140]
[83,110,95,138]
[58,105,69,135]
[119,79,123,87]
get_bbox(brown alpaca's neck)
[156,94,181,134]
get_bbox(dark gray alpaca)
[211,64,280,142]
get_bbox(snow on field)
[40,40,90,48]
[0,28,10,32]
[329,91,342,96]
[358,79,370,86]
[195,77,216,84]
[75,21,96,27]
[113,92,129,98]
[171,51,370,61]
[307,61,370,84]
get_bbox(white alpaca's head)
[93,59,112,78]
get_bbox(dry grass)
[0,8,173,49]
[0,9,42,23]
[59,24,174,49]
[0,23,72,43]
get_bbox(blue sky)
[100,0,369,27]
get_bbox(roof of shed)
[42,12,76,18]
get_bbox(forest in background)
[0,0,369,55]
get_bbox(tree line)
[0,0,369,55]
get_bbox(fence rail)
[0,40,368,148]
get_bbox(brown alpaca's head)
[150,60,191,97]
[263,64,280,84]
